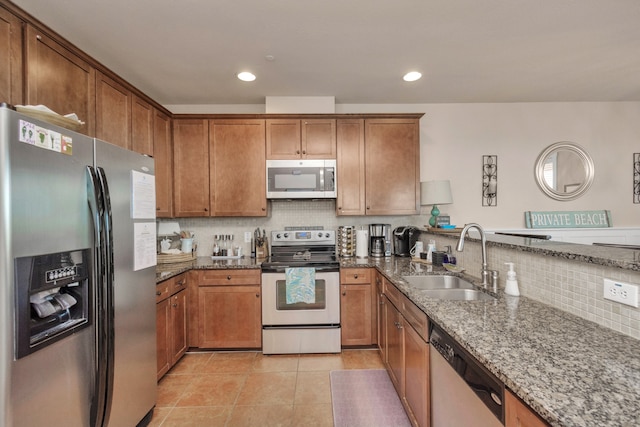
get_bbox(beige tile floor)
[150,349,385,427]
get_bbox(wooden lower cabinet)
[381,277,430,427]
[506,390,550,427]
[403,316,429,427]
[384,295,404,393]
[376,272,386,359]
[340,268,376,346]
[156,273,188,380]
[196,269,262,349]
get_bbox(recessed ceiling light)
[237,71,256,82]
[403,71,422,82]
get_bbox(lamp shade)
[420,180,453,206]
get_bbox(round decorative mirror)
[534,142,594,201]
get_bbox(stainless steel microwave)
[266,159,337,199]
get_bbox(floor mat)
[330,369,412,427]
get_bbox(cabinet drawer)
[401,293,429,342]
[199,269,261,286]
[340,268,371,284]
[383,277,403,310]
[156,281,170,303]
[171,274,188,295]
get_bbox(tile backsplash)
[424,233,640,340]
[159,199,423,258]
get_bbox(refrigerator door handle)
[86,166,115,427]
[96,166,116,427]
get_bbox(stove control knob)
[284,233,289,238]
[325,233,330,238]
[318,232,323,238]
[276,233,282,239]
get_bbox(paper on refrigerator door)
[134,222,157,270]
[131,170,156,219]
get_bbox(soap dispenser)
[504,262,520,296]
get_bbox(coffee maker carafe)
[369,224,392,257]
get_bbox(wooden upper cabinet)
[209,119,267,216]
[24,24,95,136]
[336,119,366,215]
[95,71,131,149]
[364,118,420,215]
[96,76,154,154]
[173,119,210,217]
[131,95,153,156]
[266,119,299,159]
[266,118,336,159]
[154,109,173,217]
[0,6,23,105]
[302,119,336,158]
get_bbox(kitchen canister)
[356,229,369,258]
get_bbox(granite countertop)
[343,257,640,427]
[156,254,640,426]
[156,256,261,282]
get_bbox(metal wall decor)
[482,155,498,206]
[634,153,640,204]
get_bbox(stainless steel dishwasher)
[430,323,504,426]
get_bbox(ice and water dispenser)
[14,249,91,358]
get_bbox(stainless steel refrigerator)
[0,105,158,426]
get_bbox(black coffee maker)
[393,226,418,257]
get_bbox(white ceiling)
[11,0,640,106]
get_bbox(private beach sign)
[524,210,612,229]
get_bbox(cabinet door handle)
[302,150,306,154]
[342,291,347,296]
[172,303,178,308]
[156,207,160,211]
[204,208,208,212]
[354,274,359,279]
[156,291,162,296]
[255,293,260,298]
[177,279,185,286]
[227,275,232,280]
[296,150,300,154]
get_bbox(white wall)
[165,101,640,229]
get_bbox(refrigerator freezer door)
[95,140,157,427]
[1,107,95,426]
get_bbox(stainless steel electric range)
[260,227,341,354]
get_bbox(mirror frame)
[534,142,594,201]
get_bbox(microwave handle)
[325,168,335,191]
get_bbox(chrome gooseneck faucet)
[456,223,498,291]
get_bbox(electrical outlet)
[244,231,252,243]
[603,278,639,307]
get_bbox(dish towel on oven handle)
[285,267,316,304]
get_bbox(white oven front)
[261,270,341,354]
[261,271,340,325]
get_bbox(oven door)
[261,271,340,325]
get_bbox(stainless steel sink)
[402,275,475,290]
[420,288,496,301]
